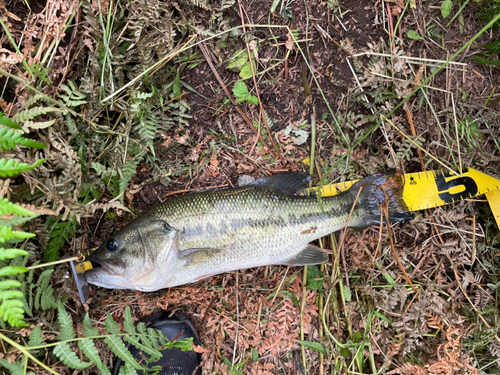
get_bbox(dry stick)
[236,0,285,165]
[382,115,458,176]
[197,43,280,161]
[381,199,418,294]
[27,257,80,270]
[405,103,425,170]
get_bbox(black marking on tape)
[434,167,478,204]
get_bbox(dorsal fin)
[249,172,311,194]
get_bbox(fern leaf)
[53,342,91,369]
[0,226,35,242]
[45,216,77,262]
[0,215,42,228]
[34,269,53,310]
[123,306,136,334]
[0,158,44,178]
[148,327,172,348]
[124,335,162,360]
[28,325,44,347]
[0,266,28,277]
[24,119,57,130]
[0,289,23,300]
[0,128,46,150]
[0,358,24,375]
[0,279,22,289]
[11,106,64,123]
[83,312,99,337]
[41,285,57,310]
[104,336,143,370]
[78,338,111,375]
[57,301,75,341]
[0,112,22,130]
[105,313,121,335]
[116,158,140,199]
[0,248,28,261]
[59,81,88,108]
[0,295,27,327]
[21,93,50,109]
[0,198,36,216]
[137,323,161,350]
[118,362,138,375]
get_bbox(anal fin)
[285,244,329,266]
[180,248,221,266]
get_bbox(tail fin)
[350,169,413,227]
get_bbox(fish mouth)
[89,257,126,276]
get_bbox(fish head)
[84,215,179,291]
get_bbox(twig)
[27,257,80,270]
[236,0,285,165]
[382,115,457,176]
[197,42,280,161]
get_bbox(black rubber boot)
[113,311,202,375]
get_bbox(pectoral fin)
[180,248,221,266]
[285,244,329,266]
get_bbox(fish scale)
[85,170,411,291]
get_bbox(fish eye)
[106,238,118,251]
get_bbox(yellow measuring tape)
[306,167,500,228]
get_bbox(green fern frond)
[104,335,144,370]
[0,291,27,327]
[0,266,27,277]
[105,313,121,335]
[133,91,155,100]
[34,269,54,310]
[0,226,35,242]
[28,325,44,347]
[57,301,76,341]
[0,198,36,216]
[0,112,22,130]
[59,80,88,108]
[133,115,158,144]
[0,358,24,374]
[83,312,99,337]
[0,128,46,150]
[78,338,111,375]
[54,342,91,369]
[118,362,138,375]
[137,322,162,349]
[21,93,51,109]
[45,216,78,263]
[123,335,162,360]
[114,158,141,200]
[0,248,28,260]
[123,306,136,334]
[11,106,64,124]
[41,285,57,310]
[0,158,44,178]
[0,215,40,228]
[0,279,22,289]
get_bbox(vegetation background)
[0,0,499,373]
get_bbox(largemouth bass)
[85,170,411,291]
